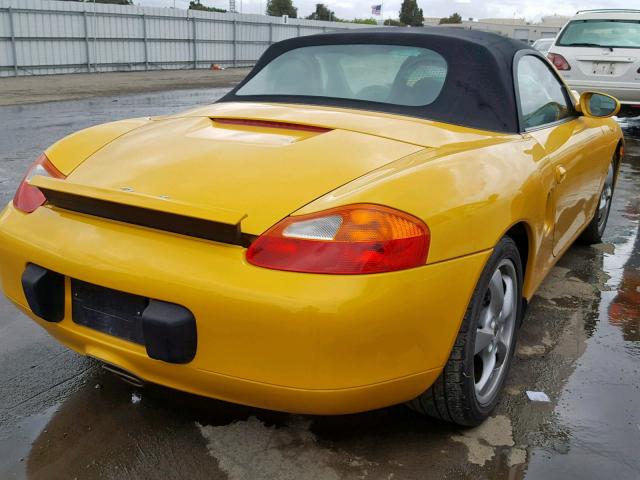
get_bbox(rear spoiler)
[29,176,252,246]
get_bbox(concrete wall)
[0,0,374,77]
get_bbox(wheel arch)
[502,221,534,300]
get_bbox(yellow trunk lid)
[64,114,423,235]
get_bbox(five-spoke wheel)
[597,162,615,232]
[474,260,518,405]
[580,157,617,244]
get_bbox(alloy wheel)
[473,259,518,405]
[597,162,615,232]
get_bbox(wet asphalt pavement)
[0,90,639,480]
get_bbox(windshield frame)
[556,19,640,49]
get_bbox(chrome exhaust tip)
[100,362,145,388]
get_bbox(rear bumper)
[0,203,489,414]
[564,79,640,104]
[9,299,442,414]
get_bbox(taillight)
[246,204,430,274]
[547,53,571,71]
[13,153,65,213]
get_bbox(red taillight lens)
[547,53,571,71]
[246,204,430,274]
[13,153,65,213]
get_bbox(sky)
[133,0,632,21]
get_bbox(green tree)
[439,12,462,24]
[266,0,298,18]
[189,0,226,12]
[351,18,378,25]
[399,0,423,27]
[383,18,404,26]
[306,4,335,21]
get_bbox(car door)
[515,54,606,257]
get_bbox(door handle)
[555,165,567,184]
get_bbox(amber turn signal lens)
[247,204,430,274]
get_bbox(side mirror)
[578,91,620,118]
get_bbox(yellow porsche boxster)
[0,28,624,425]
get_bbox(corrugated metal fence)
[0,0,374,77]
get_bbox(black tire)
[407,237,523,426]
[579,157,616,244]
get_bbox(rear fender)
[45,117,153,175]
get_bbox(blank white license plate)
[592,62,615,75]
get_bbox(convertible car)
[0,28,624,425]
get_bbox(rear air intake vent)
[213,118,331,133]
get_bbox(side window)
[517,55,571,129]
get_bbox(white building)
[432,17,567,44]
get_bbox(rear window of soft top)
[236,44,448,107]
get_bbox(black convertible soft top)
[220,27,545,133]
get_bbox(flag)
[371,4,382,15]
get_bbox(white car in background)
[532,38,555,55]
[548,9,640,115]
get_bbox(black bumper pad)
[21,263,65,323]
[141,300,197,364]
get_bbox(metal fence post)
[232,20,237,67]
[83,10,91,72]
[142,14,148,71]
[269,22,273,44]
[192,18,197,69]
[8,7,18,76]
[296,24,301,37]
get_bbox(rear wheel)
[579,159,615,244]
[407,237,523,426]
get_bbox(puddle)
[523,150,640,479]
[0,405,58,479]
